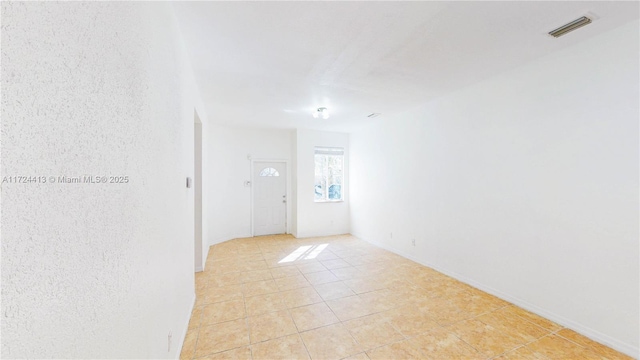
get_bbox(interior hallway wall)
[349,20,639,357]
[2,2,208,358]
[194,118,204,272]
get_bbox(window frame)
[314,146,344,203]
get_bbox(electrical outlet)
[390,232,393,239]
[411,239,416,246]
[168,331,172,352]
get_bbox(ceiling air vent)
[367,113,381,118]
[549,16,592,38]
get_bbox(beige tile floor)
[181,234,632,360]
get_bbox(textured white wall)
[206,125,293,244]
[295,129,350,238]
[350,20,639,357]
[1,2,206,358]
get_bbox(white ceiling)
[172,1,639,133]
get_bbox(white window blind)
[314,147,344,156]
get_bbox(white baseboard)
[359,235,639,359]
[295,230,350,239]
[175,294,196,360]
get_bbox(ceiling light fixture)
[548,16,592,38]
[313,107,329,119]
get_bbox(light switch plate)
[186,177,192,188]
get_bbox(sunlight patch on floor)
[278,244,328,263]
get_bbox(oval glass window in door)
[259,167,280,177]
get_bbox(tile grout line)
[240,277,253,360]
[285,305,313,360]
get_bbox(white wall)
[295,129,350,238]
[1,2,208,358]
[291,131,299,236]
[205,127,350,242]
[206,125,293,244]
[350,20,639,357]
[194,119,204,272]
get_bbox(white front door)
[253,161,286,236]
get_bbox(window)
[314,147,344,202]
[259,167,279,177]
